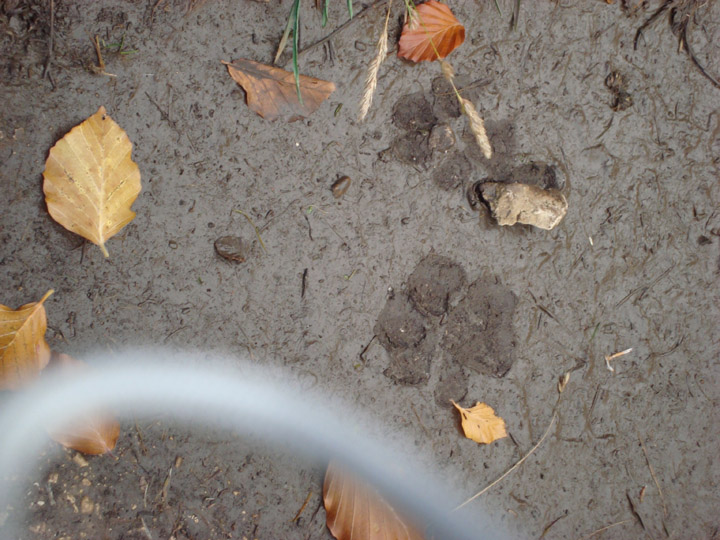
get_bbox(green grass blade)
[292,0,302,103]
[493,0,502,15]
[347,0,353,18]
[274,1,296,64]
[322,0,329,27]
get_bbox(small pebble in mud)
[331,176,351,198]
[214,236,246,262]
[479,182,568,230]
[428,124,455,153]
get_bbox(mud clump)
[374,295,431,385]
[375,254,516,388]
[389,131,433,169]
[433,152,472,191]
[407,254,466,316]
[440,277,517,378]
[392,92,437,131]
[433,362,468,408]
[375,295,427,349]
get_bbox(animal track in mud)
[374,254,517,403]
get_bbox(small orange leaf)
[323,461,424,540]
[0,290,54,390]
[43,106,142,258]
[46,353,120,455]
[397,1,465,62]
[451,400,507,445]
[222,59,336,120]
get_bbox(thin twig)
[43,0,54,80]
[233,210,267,253]
[453,412,557,511]
[291,491,313,522]
[635,426,667,517]
[577,519,633,540]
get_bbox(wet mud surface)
[1,0,720,539]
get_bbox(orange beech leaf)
[45,352,120,455]
[222,59,335,121]
[0,290,54,390]
[43,107,142,258]
[323,461,424,540]
[397,1,465,62]
[451,400,507,445]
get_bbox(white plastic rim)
[0,350,506,539]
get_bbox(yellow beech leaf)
[45,352,121,455]
[323,461,424,540]
[43,106,141,257]
[451,400,507,445]
[0,290,54,390]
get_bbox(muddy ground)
[1,0,719,538]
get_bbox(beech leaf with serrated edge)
[452,400,507,445]
[43,106,141,258]
[0,290,53,390]
[45,352,121,455]
[223,59,335,120]
[397,0,465,62]
[323,461,425,540]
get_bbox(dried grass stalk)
[461,97,492,159]
[440,60,454,83]
[358,0,393,121]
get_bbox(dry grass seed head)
[358,0,393,121]
[461,98,492,159]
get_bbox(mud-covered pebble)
[214,236,246,262]
[479,182,568,230]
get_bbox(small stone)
[80,496,94,514]
[479,182,568,230]
[72,454,88,468]
[331,176,351,198]
[214,236,246,262]
[428,124,455,153]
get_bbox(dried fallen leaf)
[451,400,507,445]
[0,290,54,390]
[397,1,465,62]
[43,106,141,258]
[323,461,424,540]
[45,352,120,455]
[222,59,336,120]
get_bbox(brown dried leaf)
[46,352,120,455]
[397,1,465,62]
[222,59,335,120]
[0,290,53,390]
[451,400,507,445]
[323,461,424,540]
[43,106,142,258]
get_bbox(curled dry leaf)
[451,400,507,445]
[43,106,142,258]
[45,352,120,455]
[397,0,465,62]
[223,59,336,121]
[323,461,424,540]
[0,290,54,390]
